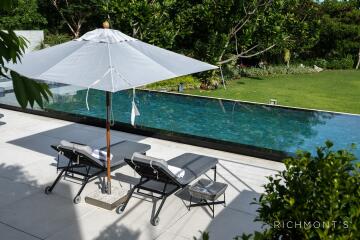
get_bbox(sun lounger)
[118,153,218,226]
[45,140,151,204]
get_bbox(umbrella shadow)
[7,123,148,157]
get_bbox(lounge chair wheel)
[45,186,52,195]
[73,195,81,204]
[150,217,160,226]
[116,204,125,214]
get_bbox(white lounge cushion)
[131,153,187,178]
[60,140,92,155]
[91,149,113,161]
[168,165,185,178]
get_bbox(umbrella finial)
[103,21,110,29]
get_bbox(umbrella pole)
[85,91,128,209]
[106,91,112,194]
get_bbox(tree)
[0,0,52,109]
[94,0,321,70]
[284,49,291,67]
[101,0,186,50]
[0,0,47,30]
[311,0,360,68]
[216,0,320,65]
[157,0,320,66]
[51,0,101,38]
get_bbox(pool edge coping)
[142,89,360,117]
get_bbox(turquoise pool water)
[44,88,360,159]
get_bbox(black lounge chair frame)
[188,194,226,218]
[118,153,218,226]
[187,179,227,218]
[46,141,150,204]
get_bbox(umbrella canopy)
[7,28,217,92]
[6,28,217,196]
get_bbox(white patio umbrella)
[7,26,217,194]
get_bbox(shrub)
[313,58,328,68]
[221,58,241,79]
[246,141,359,240]
[327,55,354,69]
[144,75,200,91]
[304,56,354,69]
[44,33,72,46]
[195,142,359,240]
[34,33,73,50]
[239,65,316,77]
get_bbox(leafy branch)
[0,0,52,109]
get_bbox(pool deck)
[0,108,284,240]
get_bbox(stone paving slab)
[0,189,94,239]
[0,177,39,207]
[0,223,40,240]
[0,108,284,240]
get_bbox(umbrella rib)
[112,68,133,88]
[36,41,89,80]
[106,43,138,91]
[106,42,115,92]
[123,41,178,77]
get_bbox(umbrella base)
[85,186,128,210]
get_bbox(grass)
[145,75,200,91]
[184,70,360,114]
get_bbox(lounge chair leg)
[119,186,136,212]
[212,201,215,218]
[45,168,66,193]
[56,154,60,173]
[151,196,167,225]
[73,176,90,203]
[213,166,217,181]
[188,195,192,211]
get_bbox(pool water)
[45,88,360,159]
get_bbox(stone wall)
[14,30,44,53]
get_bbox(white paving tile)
[0,188,94,239]
[0,177,39,207]
[0,108,284,240]
[0,223,40,240]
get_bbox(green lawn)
[185,70,360,114]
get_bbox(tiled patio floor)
[0,108,284,240]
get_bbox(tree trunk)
[356,48,360,70]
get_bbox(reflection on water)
[1,84,359,158]
[43,88,360,158]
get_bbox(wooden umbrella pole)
[106,91,112,194]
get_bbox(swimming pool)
[1,85,359,160]
[41,87,360,160]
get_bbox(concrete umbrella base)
[85,186,128,211]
